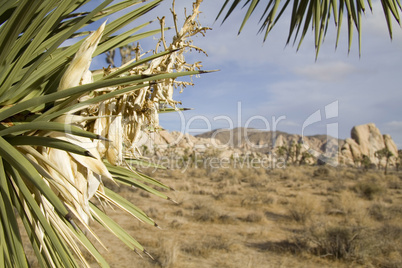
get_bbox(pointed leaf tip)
[85,151,96,158]
[143,249,154,260]
[96,135,110,141]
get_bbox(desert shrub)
[315,225,361,259]
[264,195,276,205]
[287,195,317,224]
[181,243,211,258]
[145,207,159,219]
[193,208,218,222]
[298,224,363,260]
[247,240,302,255]
[277,166,310,181]
[385,175,402,189]
[210,168,242,183]
[366,172,385,181]
[169,220,183,229]
[248,177,267,188]
[338,191,362,215]
[192,189,213,195]
[288,206,312,224]
[377,224,402,241]
[212,193,226,200]
[181,236,231,258]
[342,169,359,180]
[239,167,255,178]
[152,239,179,268]
[368,203,389,221]
[241,196,261,207]
[173,209,184,216]
[176,183,190,191]
[190,203,237,224]
[368,224,402,268]
[294,221,402,266]
[313,166,330,178]
[242,212,263,223]
[388,205,402,217]
[324,197,346,216]
[352,181,384,200]
[382,196,394,204]
[187,168,207,178]
[326,179,347,193]
[140,191,151,198]
[253,167,269,177]
[273,168,290,180]
[187,201,216,221]
[217,214,238,224]
[203,236,232,252]
[241,194,274,207]
[277,197,289,205]
[368,203,402,222]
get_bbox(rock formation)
[134,123,399,168]
[340,123,399,167]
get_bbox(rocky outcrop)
[136,130,229,157]
[135,123,399,168]
[384,134,399,158]
[340,123,399,167]
[352,123,384,159]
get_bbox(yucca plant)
[217,0,402,57]
[0,0,210,267]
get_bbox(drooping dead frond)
[59,21,107,92]
[85,0,211,161]
[0,1,210,266]
[21,24,115,250]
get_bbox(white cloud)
[293,62,356,82]
[385,121,402,128]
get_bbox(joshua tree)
[300,151,315,166]
[276,145,289,164]
[295,141,303,165]
[2,0,401,266]
[397,150,402,171]
[0,0,209,266]
[361,155,372,171]
[217,1,402,58]
[375,148,394,175]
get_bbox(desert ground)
[25,165,402,267]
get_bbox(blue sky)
[91,1,402,148]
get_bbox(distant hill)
[196,127,344,154]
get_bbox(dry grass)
[287,194,317,224]
[26,165,400,267]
